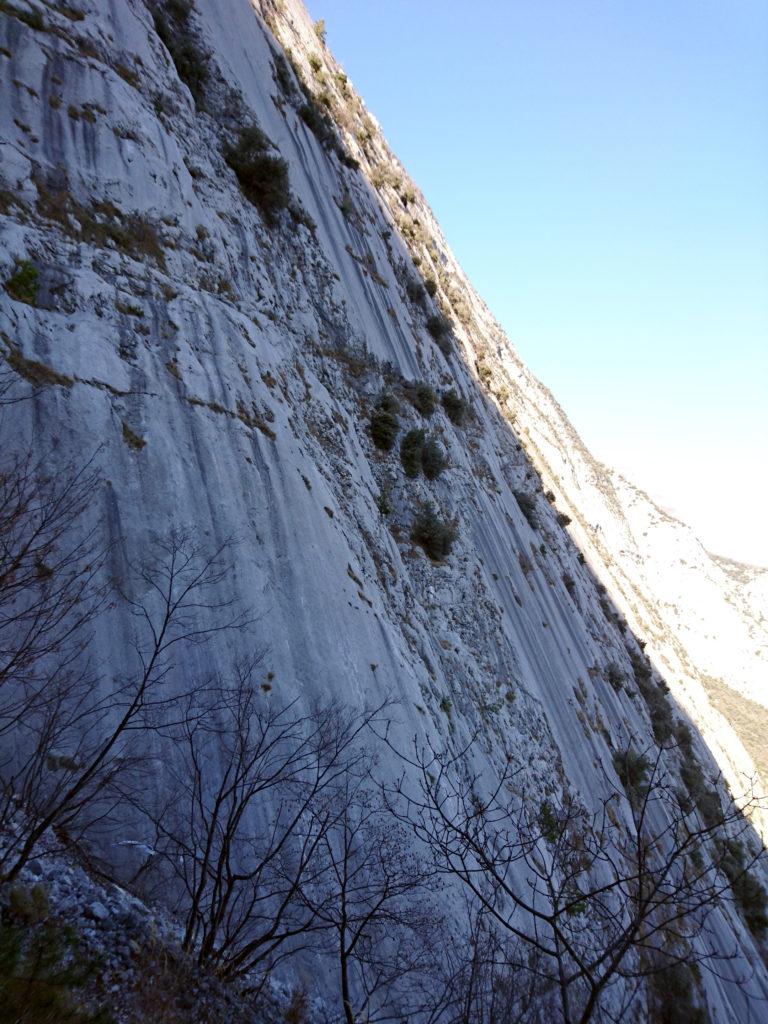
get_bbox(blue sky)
[306,1,768,565]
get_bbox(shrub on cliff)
[4,261,38,305]
[153,1,209,105]
[421,437,447,480]
[411,505,456,561]
[400,429,424,478]
[613,748,651,801]
[224,126,290,223]
[514,490,538,530]
[370,394,400,451]
[605,663,625,692]
[405,382,436,417]
[441,388,467,426]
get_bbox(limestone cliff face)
[1,0,766,1016]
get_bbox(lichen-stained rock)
[1,1,767,1019]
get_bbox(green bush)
[426,313,448,340]
[298,101,336,147]
[424,276,437,297]
[5,260,38,304]
[337,148,359,171]
[153,2,208,105]
[400,428,425,478]
[224,126,289,222]
[649,693,674,745]
[411,504,456,561]
[675,721,693,755]
[628,648,652,682]
[441,388,467,426]
[605,663,625,692]
[680,760,721,828]
[377,392,400,415]
[421,437,447,480]
[0,912,112,1024]
[406,382,436,417]
[538,800,559,843]
[613,747,651,801]
[514,490,538,530]
[647,961,707,1024]
[731,869,768,935]
[719,839,768,935]
[273,53,296,98]
[556,511,572,527]
[405,278,425,305]
[370,394,400,451]
[376,488,392,516]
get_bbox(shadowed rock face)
[1,0,766,1017]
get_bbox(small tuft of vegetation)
[298,100,336,147]
[376,488,392,516]
[399,429,447,481]
[556,511,572,527]
[377,392,400,415]
[718,840,768,936]
[0,900,112,1024]
[369,394,400,452]
[538,801,559,844]
[405,278,425,305]
[313,18,326,44]
[5,260,38,304]
[680,761,721,828]
[626,646,677,745]
[441,388,467,427]
[405,382,436,417]
[122,421,146,450]
[605,663,625,693]
[0,1,46,31]
[613,747,651,802]
[336,148,359,171]
[428,311,450,339]
[675,721,693,755]
[272,52,296,98]
[646,961,707,1024]
[476,357,492,386]
[629,648,653,684]
[34,174,167,268]
[400,428,425,478]
[514,490,538,530]
[421,436,447,480]
[224,126,290,223]
[3,343,73,389]
[424,276,438,298]
[153,1,209,105]
[411,504,456,561]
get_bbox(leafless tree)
[0,525,243,882]
[385,734,767,1024]
[0,451,105,698]
[294,776,443,1024]
[135,667,390,991]
[435,899,558,1024]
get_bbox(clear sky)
[306,1,768,566]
